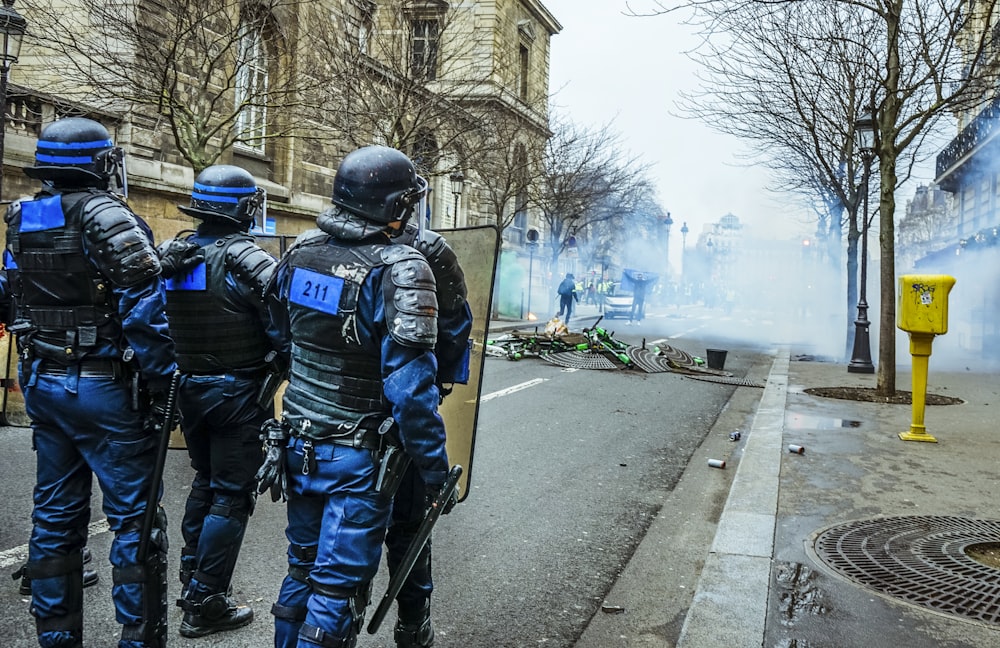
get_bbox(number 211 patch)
[290,267,344,315]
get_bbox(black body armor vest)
[164,233,272,373]
[281,240,388,440]
[5,191,119,364]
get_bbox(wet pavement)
[563,341,1000,647]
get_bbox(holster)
[255,350,286,409]
[375,441,410,498]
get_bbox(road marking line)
[0,519,110,569]
[472,378,548,403]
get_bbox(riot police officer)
[387,222,472,648]
[158,165,282,637]
[3,117,177,648]
[258,145,449,648]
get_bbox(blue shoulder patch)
[289,267,344,315]
[165,262,207,291]
[3,249,17,269]
[19,195,66,232]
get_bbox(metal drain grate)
[626,347,673,373]
[813,515,1000,625]
[542,351,622,370]
[682,373,765,388]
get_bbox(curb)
[676,347,789,647]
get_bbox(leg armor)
[179,484,212,588]
[177,491,254,638]
[299,581,372,648]
[26,551,84,648]
[113,511,168,648]
[272,543,315,648]
[393,601,434,648]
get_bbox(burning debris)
[486,316,745,382]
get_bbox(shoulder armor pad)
[291,228,329,249]
[81,195,161,287]
[383,245,437,349]
[225,238,277,302]
[412,230,468,313]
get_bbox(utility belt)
[36,358,127,379]
[288,417,408,497]
[290,419,390,451]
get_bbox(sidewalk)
[569,344,1000,647]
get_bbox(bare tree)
[300,0,535,179]
[20,0,318,173]
[533,114,653,277]
[632,0,1000,395]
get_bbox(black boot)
[178,591,254,638]
[394,603,434,648]
[16,547,99,595]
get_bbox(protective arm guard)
[412,229,468,314]
[226,238,277,302]
[381,245,438,349]
[81,195,161,287]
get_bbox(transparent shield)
[435,225,501,502]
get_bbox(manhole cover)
[813,515,1000,625]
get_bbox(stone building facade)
[1,0,560,251]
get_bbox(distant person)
[629,273,650,324]
[586,282,597,305]
[556,273,579,324]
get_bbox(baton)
[367,464,462,635]
[137,370,181,563]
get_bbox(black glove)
[255,418,288,502]
[144,390,179,434]
[425,481,458,515]
[157,239,204,279]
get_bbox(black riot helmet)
[24,117,125,188]
[178,164,265,225]
[331,145,428,228]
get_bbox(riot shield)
[435,225,500,502]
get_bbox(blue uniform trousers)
[273,437,391,647]
[178,373,268,597]
[22,367,162,648]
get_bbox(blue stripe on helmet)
[37,138,114,150]
[193,182,257,195]
[36,153,95,164]
[191,191,239,204]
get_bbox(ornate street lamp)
[449,171,464,223]
[848,111,876,374]
[0,0,27,202]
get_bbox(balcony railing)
[936,95,1000,179]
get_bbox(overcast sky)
[541,0,813,255]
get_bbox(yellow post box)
[896,274,956,442]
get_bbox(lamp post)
[449,171,464,224]
[526,228,538,317]
[848,111,876,374]
[663,211,673,276]
[0,0,25,428]
[0,0,27,203]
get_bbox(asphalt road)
[0,309,766,647]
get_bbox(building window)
[411,19,439,80]
[518,44,530,101]
[236,25,268,154]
